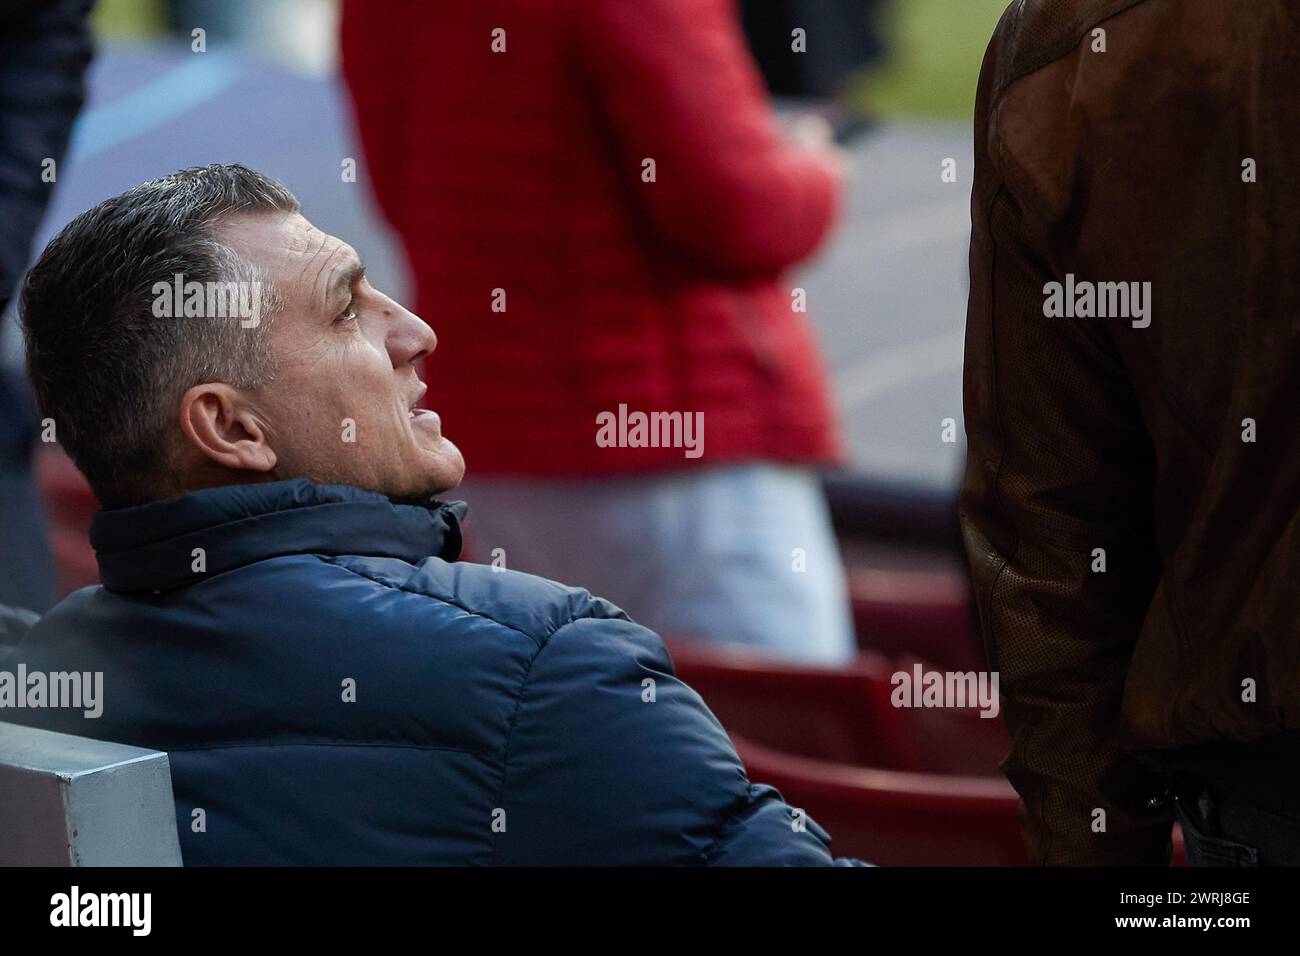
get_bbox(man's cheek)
[349,321,391,365]
[289,396,355,448]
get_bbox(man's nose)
[385,300,438,367]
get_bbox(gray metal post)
[0,722,182,866]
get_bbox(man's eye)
[337,302,358,323]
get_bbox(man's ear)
[178,383,277,473]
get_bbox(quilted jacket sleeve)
[494,614,864,866]
[574,0,840,278]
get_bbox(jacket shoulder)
[326,554,630,649]
[988,0,1152,96]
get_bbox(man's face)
[219,211,464,501]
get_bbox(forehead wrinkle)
[290,234,345,311]
[293,230,331,287]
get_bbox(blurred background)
[6,0,1078,866]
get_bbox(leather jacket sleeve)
[959,2,1173,866]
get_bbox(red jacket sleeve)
[574,0,842,277]
[338,0,407,234]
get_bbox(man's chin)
[414,437,466,497]
[300,436,465,505]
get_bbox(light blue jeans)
[455,464,856,664]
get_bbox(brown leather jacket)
[961,0,1300,865]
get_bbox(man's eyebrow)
[325,259,366,309]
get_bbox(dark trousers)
[1172,776,1300,866]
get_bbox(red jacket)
[341,0,843,476]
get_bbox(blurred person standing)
[341,0,855,663]
[740,0,886,142]
[0,0,94,611]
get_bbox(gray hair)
[20,164,301,508]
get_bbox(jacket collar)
[90,479,467,593]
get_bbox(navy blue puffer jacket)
[2,481,859,865]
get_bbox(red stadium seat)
[734,735,1026,866]
[888,653,1009,776]
[848,563,984,671]
[737,739,1188,866]
[667,640,1010,776]
[667,640,920,770]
